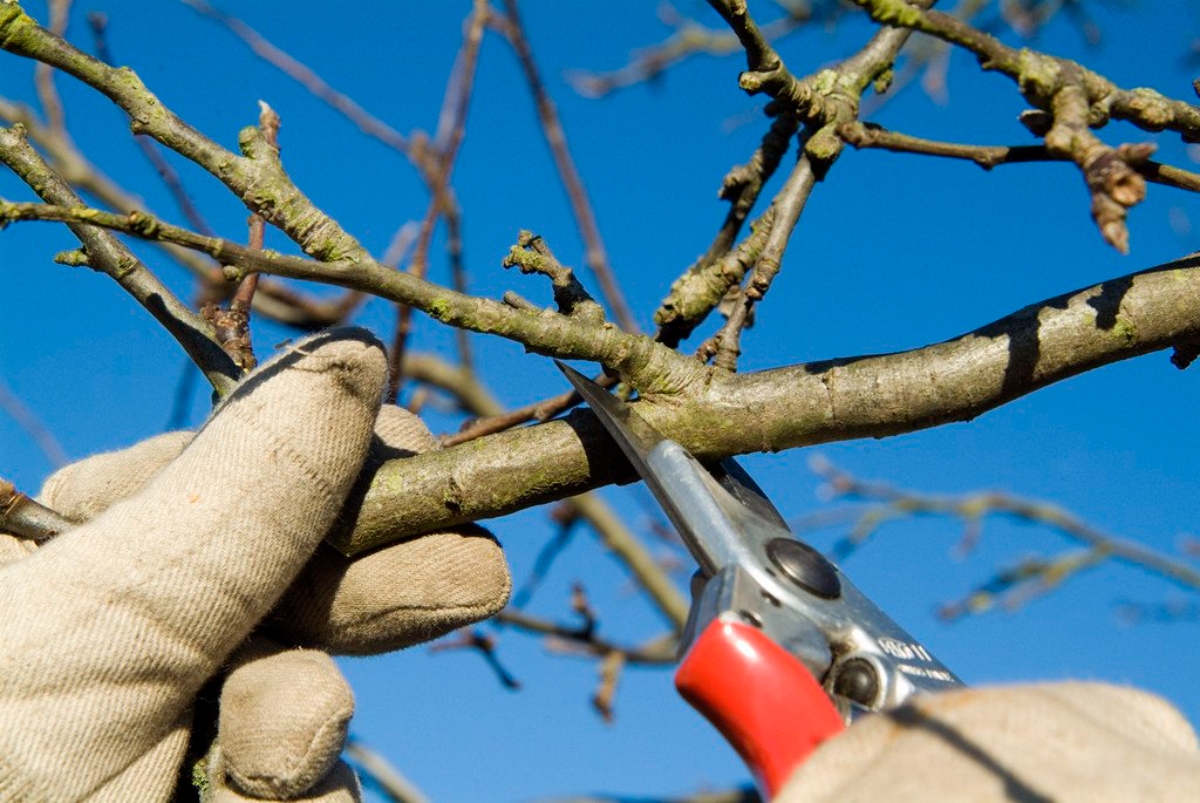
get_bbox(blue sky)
[2,2,1199,801]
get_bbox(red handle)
[675,620,845,799]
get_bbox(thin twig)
[86,11,217,237]
[591,649,626,723]
[387,0,489,404]
[839,122,1200,193]
[33,0,70,135]
[564,2,820,99]
[181,0,411,154]
[0,379,68,467]
[344,739,431,803]
[510,507,581,609]
[496,609,676,666]
[429,629,521,689]
[810,456,1200,614]
[706,154,816,370]
[498,0,639,334]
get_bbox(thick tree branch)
[401,352,689,628]
[2,198,1194,549]
[331,252,1200,551]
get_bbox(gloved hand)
[776,682,1200,802]
[0,329,511,802]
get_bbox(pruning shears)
[557,363,963,800]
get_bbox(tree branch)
[3,198,1194,550]
[0,200,696,391]
[320,250,1200,550]
[0,476,71,541]
[0,126,239,394]
[851,0,1200,250]
[839,122,1200,193]
[0,3,366,262]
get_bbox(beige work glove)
[776,682,1200,802]
[0,329,511,802]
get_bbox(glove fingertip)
[220,640,354,800]
[274,527,511,655]
[37,431,192,522]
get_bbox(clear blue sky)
[2,2,1199,801]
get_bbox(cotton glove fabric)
[0,329,511,802]
[776,682,1200,802]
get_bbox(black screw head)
[766,537,841,599]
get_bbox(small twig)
[33,0,70,136]
[938,547,1108,620]
[564,3,818,99]
[839,122,1200,193]
[232,102,281,366]
[429,629,521,690]
[387,0,489,404]
[201,102,279,373]
[0,379,68,467]
[87,12,217,238]
[344,739,431,803]
[0,477,72,541]
[181,0,411,154]
[707,154,817,371]
[591,650,626,723]
[498,0,639,334]
[496,608,676,666]
[445,211,474,370]
[511,506,582,609]
[503,230,606,322]
[656,208,776,349]
[441,377,607,447]
[810,456,1200,615]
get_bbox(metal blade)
[556,362,787,528]
[556,361,713,562]
[555,361,668,474]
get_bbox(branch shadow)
[798,257,1200,401]
[885,704,1053,803]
